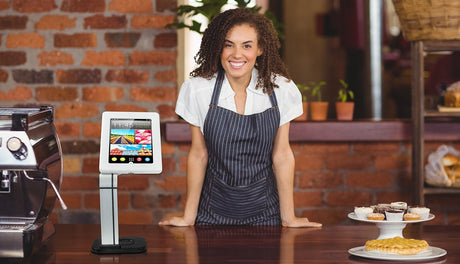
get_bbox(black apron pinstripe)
[195,70,281,225]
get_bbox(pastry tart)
[365,236,429,255]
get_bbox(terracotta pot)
[294,102,308,121]
[335,102,354,121]
[310,102,328,121]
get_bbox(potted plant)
[294,83,309,121]
[336,79,354,121]
[309,81,328,121]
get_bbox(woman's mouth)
[229,61,245,69]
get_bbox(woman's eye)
[243,44,252,49]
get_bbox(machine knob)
[7,137,28,160]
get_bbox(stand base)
[91,237,146,254]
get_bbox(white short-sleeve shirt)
[175,68,302,132]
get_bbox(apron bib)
[195,70,281,225]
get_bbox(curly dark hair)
[190,8,290,94]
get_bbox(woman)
[159,8,321,227]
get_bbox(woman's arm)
[159,125,208,226]
[272,122,322,228]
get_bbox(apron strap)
[210,70,225,107]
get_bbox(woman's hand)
[282,217,322,228]
[158,212,194,226]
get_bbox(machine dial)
[7,137,28,160]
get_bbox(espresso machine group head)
[0,106,67,258]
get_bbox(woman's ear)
[257,48,263,56]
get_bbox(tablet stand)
[90,173,146,254]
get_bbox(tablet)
[99,111,162,174]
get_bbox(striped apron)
[195,70,281,225]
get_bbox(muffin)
[404,213,421,221]
[367,213,385,221]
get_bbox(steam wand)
[23,171,68,210]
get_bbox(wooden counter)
[8,224,459,263]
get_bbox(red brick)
[118,211,153,225]
[104,32,141,48]
[109,0,152,13]
[12,0,56,12]
[61,176,98,191]
[326,191,372,207]
[347,172,393,188]
[83,193,99,209]
[130,86,176,102]
[301,209,349,225]
[324,153,373,170]
[374,153,411,170]
[12,69,53,83]
[161,157,177,173]
[38,51,74,66]
[129,51,176,66]
[155,176,186,191]
[82,122,101,138]
[0,69,8,82]
[60,193,82,209]
[376,191,411,204]
[294,153,324,171]
[0,51,26,66]
[161,142,175,155]
[84,14,126,29]
[118,175,149,191]
[154,32,177,48]
[156,0,176,12]
[353,142,401,152]
[132,194,156,209]
[61,140,99,155]
[106,69,149,83]
[54,33,97,48]
[55,103,99,119]
[54,121,80,137]
[82,86,124,102]
[0,0,9,10]
[35,15,76,30]
[36,86,78,101]
[117,193,131,209]
[0,86,32,101]
[61,0,105,12]
[105,104,148,112]
[82,157,99,174]
[131,15,174,29]
[293,191,323,207]
[6,33,44,48]
[157,104,176,119]
[0,16,27,30]
[57,69,101,84]
[298,172,344,189]
[160,194,179,208]
[301,143,350,153]
[82,50,125,66]
[179,155,187,172]
[155,68,176,83]
[63,157,80,173]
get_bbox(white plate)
[348,212,434,224]
[349,246,447,261]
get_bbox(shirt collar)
[219,68,265,99]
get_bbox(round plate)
[348,212,435,224]
[349,246,447,261]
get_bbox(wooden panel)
[164,120,460,142]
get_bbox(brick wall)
[1,0,459,226]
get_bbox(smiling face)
[220,23,262,87]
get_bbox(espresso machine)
[0,106,67,258]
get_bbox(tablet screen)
[109,118,153,163]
